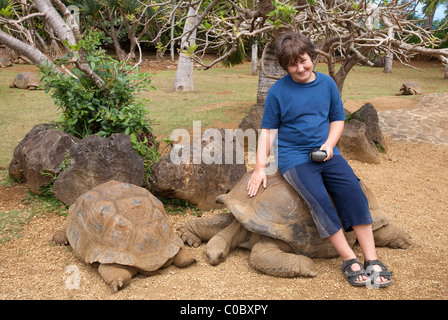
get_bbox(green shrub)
[39,31,160,183]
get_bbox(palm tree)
[422,0,448,28]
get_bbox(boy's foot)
[340,258,370,287]
[364,259,393,288]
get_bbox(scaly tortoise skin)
[178,170,411,278]
[53,180,195,292]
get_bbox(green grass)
[144,63,259,138]
[1,59,447,168]
[0,175,68,243]
[0,208,34,244]
[0,57,447,242]
[330,60,448,101]
[0,65,57,167]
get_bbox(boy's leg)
[283,162,342,239]
[284,162,367,283]
[327,229,357,261]
[328,228,368,283]
[322,156,389,284]
[321,156,373,232]
[352,224,390,284]
[352,223,377,261]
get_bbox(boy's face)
[287,53,315,84]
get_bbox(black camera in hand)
[309,148,327,162]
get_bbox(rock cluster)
[9,125,144,206]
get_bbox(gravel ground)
[1,138,447,302]
[1,93,447,306]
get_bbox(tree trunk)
[256,44,286,104]
[424,9,436,29]
[173,6,198,92]
[170,15,176,61]
[251,40,258,76]
[333,47,371,95]
[0,29,57,70]
[104,8,127,61]
[444,59,448,79]
[383,52,393,74]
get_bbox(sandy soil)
[0,68,447,304]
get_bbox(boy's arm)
[321,120,344,161]
[247,128,278,197]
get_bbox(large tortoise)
[53,180,196,292]
[178,170,411,278]
[395,81,421,96]
[9,72,42,90]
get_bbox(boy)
[247,32,393,287]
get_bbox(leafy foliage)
[266,1,298,30]
[0,0,19,18]
[39,30,160,182]
[433,19,448,49]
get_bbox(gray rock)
[8,125,80,194]
[52,133,144,206]
[338,119,381,164]
[352,103,387,152]
[150,128,247,210]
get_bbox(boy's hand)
[247,169,267,197]
[320,144,334,161]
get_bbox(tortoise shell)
[10,72,42,89]
[66,180,183,271]
[0,56,12,67]
[402,81,421,94]
[217,170,390,258]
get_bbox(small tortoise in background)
[178,170,411,278]
[0,56,12,67]
[53,180,196,292]
[395,81,421,96]
[9,72,43,90]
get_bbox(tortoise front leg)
[177,211,234,247]
[98,264,138,292]
[249,238,318,278]
[206,219,250,265]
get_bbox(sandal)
[340,258,370,287]
[364,259,393,288]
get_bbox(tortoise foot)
[52,230,68,245]
[98,264,138,292]
[177,225,203,247]
[249,240,318,278]
[373,224,412,249]
[206,220,249,266]
[173,247,196,268]
[178,212,234,247]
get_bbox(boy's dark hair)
[276,33,316,71]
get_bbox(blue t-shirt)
[261,72,346,174]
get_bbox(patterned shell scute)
[226,170,317,245]
[66,180,183,271]
[12,72,41,88]
[223,170,390,258]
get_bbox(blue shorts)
[283,155,372,238]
